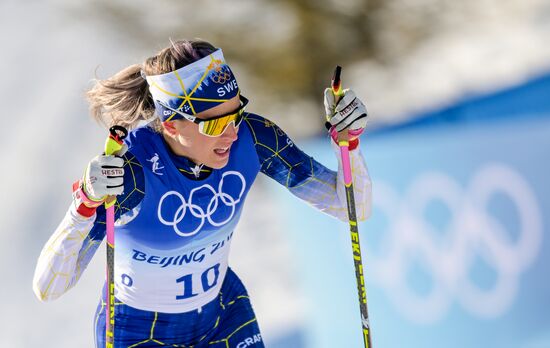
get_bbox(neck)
[162,132,202,165]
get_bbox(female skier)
[33,39,371,348]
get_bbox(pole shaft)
[338,137,373,348]
[103,126,127,348]
[106,204,115,347]
[332,66,373,347]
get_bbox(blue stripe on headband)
[146,49,240,122]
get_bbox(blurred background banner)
[274,73,550,348]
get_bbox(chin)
[207,158,230,169]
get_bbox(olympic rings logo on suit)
[157,171,246,237]
[366,163,542,323]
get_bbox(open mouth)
[214,147,230,156]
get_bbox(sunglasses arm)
[156,100,198,123]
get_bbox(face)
[162,95,241,169]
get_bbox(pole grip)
[105,125,128,156]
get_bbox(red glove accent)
[329,127,362,151]
[348,138,360,151]
[72,180,101,218]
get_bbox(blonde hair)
[87,39,217,131]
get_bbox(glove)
[72,144,127,217]
[83,143,128,201]
[324,88,368,132]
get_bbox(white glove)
[324,88,368,132]
[82,144,127,202]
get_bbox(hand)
[324,88,368,133]
[82,144,127,203]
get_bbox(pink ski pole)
[331,66,373,348]
[103,125,127,348]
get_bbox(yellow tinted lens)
[201,113,239,136]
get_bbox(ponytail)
[87,64,156,131]
[87,39,217,132]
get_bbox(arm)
[32,204,104,302]
[32,151,145,301]
[244,113,371,222]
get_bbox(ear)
[162,121,178,137]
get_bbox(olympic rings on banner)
[368,163,542,323]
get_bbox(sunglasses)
[157,96,249,137]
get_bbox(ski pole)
[331,66,373,348]
[103,125,128,348]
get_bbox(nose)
[221,122,239,141]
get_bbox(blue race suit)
[33,113,372,348]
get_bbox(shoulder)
[125,125,157,150]
[242,112,285,145]
[243,112,277,131]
